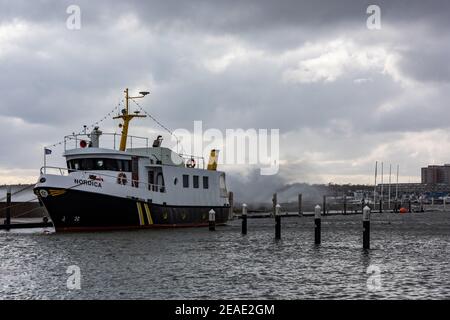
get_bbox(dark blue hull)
[34,187,229,232]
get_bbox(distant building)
[378,183,450,195]
[421,164,450,184]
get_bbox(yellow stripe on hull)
[143,203,154,225]
[136,202,145,226]
[49,189,67,197]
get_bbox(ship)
[34,89,231,232]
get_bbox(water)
[1,212,449,299]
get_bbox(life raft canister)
[117,172,128,185]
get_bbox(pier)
[1,184,52,230]
[0,218,53,230]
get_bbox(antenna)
[113,88,148,151]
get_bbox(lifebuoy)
[186,158,196,168]
[80,140,87,148]
[117,172,128,185]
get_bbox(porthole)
[39,189,48,198]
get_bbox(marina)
[1,211,449,299]
[1,0,450,308]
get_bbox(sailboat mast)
[396,164,399,200]
[381,162,384,210]
[388,164,392,209]
[374,161,378,206]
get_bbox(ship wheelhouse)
[67,157,132,173]
[57,130,225,203]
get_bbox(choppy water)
[1,212,449,299]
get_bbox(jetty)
[1,184,53,230]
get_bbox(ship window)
[118,159,131,172]
[104,159,117,171]
[81,159,95,170]
[183,175,189,188]
[148,171,154,191]
[193,175,199,188]
[174,177,178,185]
[219,173,227,197]
[203,176,209,189]
[157,173,165,193]
[96,160,104,169]
[67,158,131,171]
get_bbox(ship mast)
[114,88,149,151]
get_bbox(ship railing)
[63,133,150,152]
[64,133,207,170]
[40,166,166,193]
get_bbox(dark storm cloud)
[1,0,450,184]
[3,0,450,30]
[398,45,450,84]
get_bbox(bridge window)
[183,175,189,188]
[96,160,104,169]
[203,176,209,189]
[193,175,199,189]
[67,158,131,172]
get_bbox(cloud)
[0,0,450,190]
[282,39,390,83]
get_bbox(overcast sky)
[1,0,450,187]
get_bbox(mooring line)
[0,184,35,202]
[0,180,87,215]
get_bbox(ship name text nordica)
[74,179,102,188]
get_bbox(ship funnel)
[89,127,102,148]
[207,149,219,171]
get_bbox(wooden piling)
[272,193,277,217]
[228,191,234,220]
[343,195,347,215]
[209,209,216,231]
[275,204,281,240]
[242,203,247,235]
[314,205,321,245]
[363,206,371,250]
[298,194,303,216]
[5,186,11,229]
